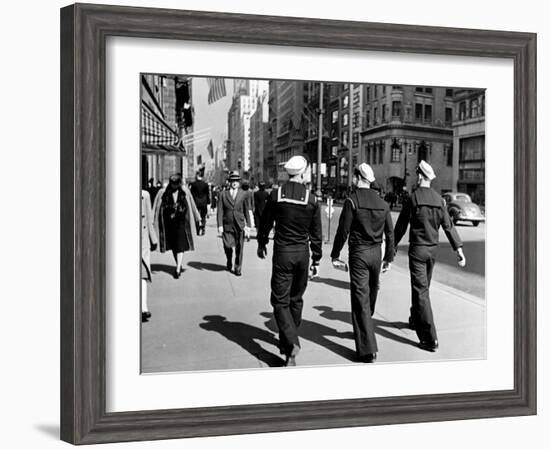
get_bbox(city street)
[141,206,486,373]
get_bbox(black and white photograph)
[140,75,486,372]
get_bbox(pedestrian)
[152,174,201,279]
[189,171,210,236]
[146,178,160,205]
[141,190,158,322]
[257,155,322,367]
[217,171,252,276]
[330,163,394,363]
[241,180,254,241]
[253,181,269,232]
[394,160,466,352]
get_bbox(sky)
[192,77,234,163]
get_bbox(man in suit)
[217,171,252,276]
[257,156,322,366]
[394,160,466,352]
[189,171,210,236]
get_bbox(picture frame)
[60,3,536,444]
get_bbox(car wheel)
[472,221,480,227]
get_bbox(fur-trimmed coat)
[152,185,201,253]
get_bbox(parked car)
[442,192,485,226]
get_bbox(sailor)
[330,163,394,363]
[394,160,466,352]
[257,155,322,366]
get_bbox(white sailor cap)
[355,163,375,183]
[417,160,436,181]
[284,155,308,176]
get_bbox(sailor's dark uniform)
[258,182,322,357]
[394,187,462,344]
[331,188,394,357]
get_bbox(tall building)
[249,92,270,183]
[360,84,455,195]
[453,89,486,205]
[227,79,269,176]
[268,80,307,181]
[141,75,193,186]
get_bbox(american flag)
[206,78,227,104]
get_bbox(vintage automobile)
[441,192,485,226]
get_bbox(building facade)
[141,74,194,187]
[453,89,486,205]
[249,92,270,183]
[360,84,455,195]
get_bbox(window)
[366,110,371,127]
[382,104,387,122]
[445,88,453,97]
[332,110,339,123]
[373,85,378,98]
[415,103,423,120]
[374,107,378,125]
[445,107,453,124]
[197,155,202,166]
[416,87,424,93]
[425,87,433,94]
[392,101,402,118]
[352,112,359,128]
[392,85,402,90]
[379,143,384,164]
[342,132,348,147]
[459,101,467,120]
[343,95,349,108]
[331,145,338,156]
[424,104,432,122]
[382,85,386,95]
[366,145,371,164]
[352,132,359,148]
[391,143,400,162]
[343,113,349,126]
[366,86,371,102]
[470,99,479,118]
[446,145,453,166]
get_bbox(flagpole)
[316,82,324,199]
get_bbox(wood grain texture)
[60,3,537,444]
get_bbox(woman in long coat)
[142,190,158,322]
[152,174,200,278]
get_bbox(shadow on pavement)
[314,306,418,348]
[199,315,285,367]
[187,261,227,272]
[260,312,357,362]
[151,263,178,276]
[310,277,349,290]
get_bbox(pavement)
[141,209,486,373]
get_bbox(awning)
[141,101,185,154]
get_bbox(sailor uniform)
[331,188,394,357]
[394,186,462,344]
[258,181,322,357]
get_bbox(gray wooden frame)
[60,3,537,445]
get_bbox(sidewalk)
[142,214,485,373]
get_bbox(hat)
[417,160,436,181]
[355,163,375,183]
[284,155,308,176]
[227,170,241,181]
